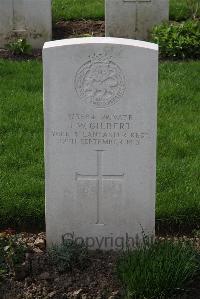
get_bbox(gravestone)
[0,0,52,49]
[105,0,169,40]
[43,37,158,250]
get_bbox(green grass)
[117,240,199,299]
[157,61,200,231]
[0,60,200,231]
[169,0,200,21]
[52,0,200,22]
[52,0,104,22]
[0,60,44,230]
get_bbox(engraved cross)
[123,0,151,32]
[76,150,124,225]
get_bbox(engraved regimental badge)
[75,54,125,108]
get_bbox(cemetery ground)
[0,0,200,298]
[1,59,200,298]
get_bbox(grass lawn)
[0,60,44,230]
[52,0,199,22]
[0,59,199,231]
[52,0,104,22]
[157,61,200,232]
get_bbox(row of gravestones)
[0,0,169,49]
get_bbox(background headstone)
[105,0,169,40]
[43,37,158,250]
[0,0,52,49]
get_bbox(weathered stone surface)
[0,0,52,49]
[43,37,158,250]
[105,0,169,40]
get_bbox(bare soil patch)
[53,20,105,40]
[0,232,121,299]
[1,232,200,299]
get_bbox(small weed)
[6,38,32,56]
[117,240,200,299]
[48,240,88,272]
[0,232,27,275]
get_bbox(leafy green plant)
[48,240,88,272]
[117,240,200,299]
[4,238,27,274]
[0,232,27,275]
[6,38,32,55]
[151,20,200,59]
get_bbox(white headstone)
[105,0,169,40]
[43,37,158,250]
[0,0,52,49]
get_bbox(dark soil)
[0,48,42,61]
[1,252,120,299]
[53,20,105,40]
[0,20,105,61]
[0,232,120,299]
